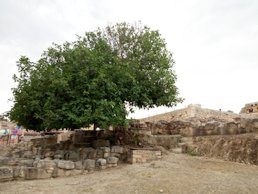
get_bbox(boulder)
[96,158,107,170]
[24,167,52,180]
[96,149,104,158]
[13,166,25,180]
[35,159,57,170]
[0,167,13,182]
[74,161,83,170]
[68,151,79,162]
[57,160,75,170]
[83,159,95,171]
[107,157,119,164]
[101,147,110,153]
[18,159,34,167]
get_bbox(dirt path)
[1,153,258,194]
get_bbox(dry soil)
[1,153,258,194]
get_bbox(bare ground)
[1,153,258,194]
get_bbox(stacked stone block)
[0,140,124,182]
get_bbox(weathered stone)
[80,147,95,160]
[83,159,95,171]
[24,167,52,180]
[24,167,38,180]
[0,157,19,166]
[75,161,83,170]
[101,147,111,153]
[35,159,57,170]
[18,159,34,167]
[96,158,107,169]
[107,157,119,164]
[128,149,162,164]
[53,168,65,177]
[96,149,104,158]
[13,166,25,180]
[87,149,97,159]
[57,160,75,170]
[111,146,123,154]
[103,152,110,158]
[0,167,13,182]
[68,151,79,162]
[96,158,107,166]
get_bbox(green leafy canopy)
[9,22,183,131]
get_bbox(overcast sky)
[0,0,258,118]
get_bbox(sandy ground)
[1,153,258,194]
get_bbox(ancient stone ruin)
[0,129,162,182]
[0,104,258,182]
[240,101,258,114]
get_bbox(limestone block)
[8,158,20,166]
[0,157,10,166]
[13,166,25,180]
[24,167,52,180]
[83,159,95,171]
[75,161,83,170]
[87,150,97,159]
[18,159,34,167]
[107,157,119,164]
[103,152,110,158]
[111,146,124,154]
[68,151,79,162]
[80,147,95,160]
[24,167,38,180]
[101,147,111,153]
[36,159,57,170]
[0,166,13,182]
[57,160,75,170]
[53,168,66,177]
[96,158,107,170]
[96,149,104,158]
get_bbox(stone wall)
[0,129,165,182]
[185,133,258,165]
[0,139,125,182]
[128,148,162,164]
